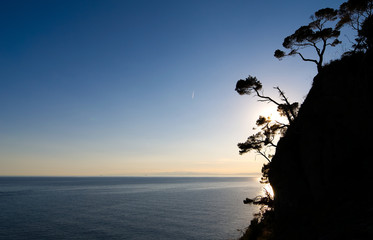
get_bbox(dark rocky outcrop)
[268,51,373,239]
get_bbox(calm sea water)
[0,177,261,240]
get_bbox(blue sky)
[0,0,346,176]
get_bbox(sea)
[0,177,262,240]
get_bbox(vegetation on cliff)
[237,0,373,239]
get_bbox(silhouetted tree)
[338,0,373,31]
[337,0,373,51]
[235,76,298,162]
[359,15,373,50]
[274,8,341,72]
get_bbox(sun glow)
[260,106,287,124]
[263,184,275,199]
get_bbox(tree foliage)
[235,76,298,162]
[338,0,373,51]
[359,15,373,50]
[337,0,373,30]
[274,1,373,69]
[235,76,298,124]
[274,8,341,72]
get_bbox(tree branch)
[254,89,281,106]
[275,87,297,123]
[256,150,272,163]
[296,52,319,64]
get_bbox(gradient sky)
[0,0,346,176]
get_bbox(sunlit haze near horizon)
[1,0,345,176]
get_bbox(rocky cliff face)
[268,52,373,239]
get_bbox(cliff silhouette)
[267,50,373,239]
[239,3,373,238]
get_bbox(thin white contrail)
[192,90,195,99]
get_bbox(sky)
[0,0,347,176]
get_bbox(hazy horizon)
[0,171,261,177]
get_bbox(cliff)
[268,51,373,239]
